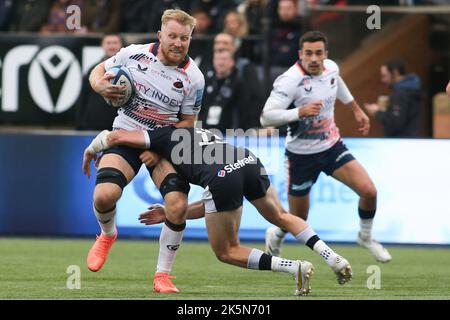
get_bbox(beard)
[160,44,187,66]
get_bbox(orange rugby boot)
[87,231,117,272]
[153,272,180,293]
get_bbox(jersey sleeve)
[180,72,205,116]
[104,45,134,71]
[260,73,300,127]
[336,76,354,104]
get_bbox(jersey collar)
[296,60,311,76]
[150,41,190,69]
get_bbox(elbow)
[260,112,271,127]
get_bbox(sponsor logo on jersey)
[217,170,226,177]
[137,64,148,72]
[193,89,203,112]
[133,81,182,107]
[298,77,311,87]
[222,155,255,174]
[173,79,183,89]
[151,68,172,81]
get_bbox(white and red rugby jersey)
[263,59,354,154]
[104,42,205,131]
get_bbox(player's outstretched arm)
[347,100,370,136]
[82,129,147,177]
[139,200,206,225]
[82,129,111,178]
[82,149,97,178]
[106,130,147,149]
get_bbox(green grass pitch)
[0,237,449,300]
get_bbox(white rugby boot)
[265,226,284,257]
[330,256,353,285]
[294,260,314,296]
[357,233,392,263]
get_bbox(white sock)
[156,223,184,274]
[359,219,374,240]
[295,226,316,244]
[271,257,299,276]
[313,240,339,268]
[93,205,116,236]
[247,248,264,269]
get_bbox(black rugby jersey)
[145,126,257,187]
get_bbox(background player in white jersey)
[85,9,205,293]
[260,31,392,263]
[82,126,355,295]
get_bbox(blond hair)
[161,9,196,32]
[224,11,248,38]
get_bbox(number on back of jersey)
[195,128,225,146]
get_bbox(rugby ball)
[104,65,134,108]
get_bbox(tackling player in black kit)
[82,126,353,295]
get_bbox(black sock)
[305,235,320,250]
[258,253,272,270]
[359,208,376,219]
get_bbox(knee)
[360,182,377,200]
[164,196,187,224]
[165,196,187,216]
[94,187,121,211]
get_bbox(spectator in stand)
[75,33,124,130]
[146,0,191,32]
[191,6,215,36]
[364,59,422,137]
[0,0,14,31]
[190,0,239,32]
[213,33,264,128]
[223,10,249,49]
[270,0,303,68]
[121,0,152,33]
[40,0,84,33]
[81,0,122,33]
[237,0,268,35]
[8,0,51,32]
[199,49,254,134]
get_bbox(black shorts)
[202,157,270,213]
[286,140,355,197]
[103,145,153,176]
